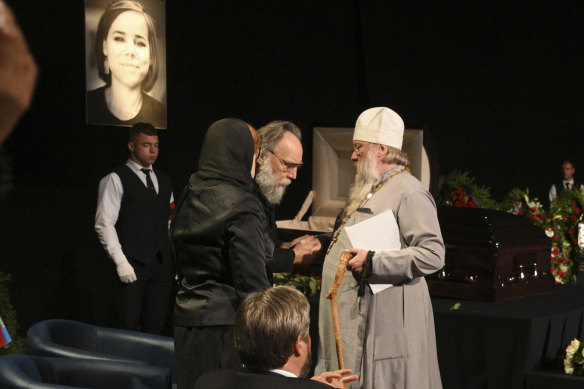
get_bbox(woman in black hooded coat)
[171,118,273,389]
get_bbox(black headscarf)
[191,118,255,190]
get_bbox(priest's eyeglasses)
[268,150,303,172]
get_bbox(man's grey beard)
[255,158,291,205]
[346,150,381,210]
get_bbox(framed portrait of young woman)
[85,0,167,129]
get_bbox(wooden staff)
[326,250,353,370]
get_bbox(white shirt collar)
[269,369,297,378]
[126,159,152,173]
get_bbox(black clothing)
[555,179,582,193]
[195,368,331,389]
[117,253,173,334]
[114,165,172,264]
[171,120,273,326]
[87,86,166,128]
[264,201,295,274]
[174,325,241,389]
[171,119,273,388]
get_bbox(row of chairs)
[0,319,176,389]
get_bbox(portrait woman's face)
[102,10,150,89]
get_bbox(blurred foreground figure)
[0,0,38,144]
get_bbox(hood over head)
[193,118,255,190]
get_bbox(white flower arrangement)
[507,201,523,215]
[564,338,584,375]
[545,228,555,238]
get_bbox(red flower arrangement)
[450,186,477,208]
[549,190,584,283]
[439,171,496,209]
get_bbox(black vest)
[555,179,582,194]
[114,165,172,264]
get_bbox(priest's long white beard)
[346,150,381,210]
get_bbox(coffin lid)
[438,207,551,248]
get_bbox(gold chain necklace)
[326,167,410,254]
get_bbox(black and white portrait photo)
[85,0,167,129]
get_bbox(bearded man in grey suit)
[315,107,445,389]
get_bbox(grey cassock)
[315,166,445,389]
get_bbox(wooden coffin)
[427,207,555,302]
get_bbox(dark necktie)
[565,182,571,190]
[140,168,156,194]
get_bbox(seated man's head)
[235,286,312,377]
[256,121,303,204]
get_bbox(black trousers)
[174,325,241,389]
[116,253,173,335]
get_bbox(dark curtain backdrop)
[1,0,582,334]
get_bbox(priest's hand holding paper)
[344,209,399,294]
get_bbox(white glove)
[113,255,137,283]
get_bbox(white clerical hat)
[353,107,404,150]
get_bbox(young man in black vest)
[549,160,584,203]
[95,122,174,334]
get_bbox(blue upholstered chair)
[0,354,171,388]
[26,319,176,383]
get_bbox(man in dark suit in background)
[95,122,174,334]
[194,286,358,389]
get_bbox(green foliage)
[0,271,25,355]
[273,273,321,296]
[438,171,497,209]
[498,187,532,213]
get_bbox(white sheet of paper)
[344,209,400,294]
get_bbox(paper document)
[345,209,400,294]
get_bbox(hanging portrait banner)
[85,0,167,129]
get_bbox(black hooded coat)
[171,119,273,327]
